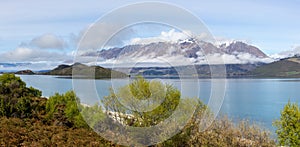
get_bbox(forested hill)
[43,63,128,79]
[250,56,300,78]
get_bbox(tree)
[102,77,181,127]
[15,97,32,118]
[80,103,105,128]
[100,77,211,145]
[273,101,300,146]
[46,91,86,128]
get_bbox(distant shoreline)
[11,73,300,80]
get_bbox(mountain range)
[82,39,271,78]
[85,39,271,66]
[10,39,300,78]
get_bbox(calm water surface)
[19,75,300,133]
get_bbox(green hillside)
[44,63,128,79]
[251,57,300,78]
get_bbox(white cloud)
[128,29,252,49]
[0,47,71,62]
[29,34,67,49]
[0,33,76,70]
[94,52,274,67]
[0,62,60,71]
[129,29,192,45]
[77,23,134,51]
[194,53,273,65]
[213,36,251,47]
[0,47,75,70]
[269,46,300,59]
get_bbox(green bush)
[102,77,181,127]
[80,103,105,128]
[46,91,88,128]
[0,74,42,118]
[274,101,300,146]
[0,74,41,98]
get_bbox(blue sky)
[0,0,300,69]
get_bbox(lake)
[19,75,300,133]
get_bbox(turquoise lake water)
[19,75,300,133]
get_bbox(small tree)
[102,77,181,127]
[46,91,86,128]
[101,77,204,145]
[273,101,300,146]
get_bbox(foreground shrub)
[0,117,113,146]
[46,91,88,128]
[0,74,42,118]
[273,101,300,146]
[0,74,41,98]
[46,91,105,129]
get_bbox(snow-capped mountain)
[83,38,272,66]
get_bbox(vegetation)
[101,77,275,146]
[15,69,35,75]
[0,74,111,146]
[0,74,42,118]
[0,117,111,146]
[161,117,274,146]
[102,77,181,127]
[45,91,88,128]
[273,101,300,146]
[0,74,276,146]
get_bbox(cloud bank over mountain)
[270,46,300,59]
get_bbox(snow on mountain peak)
[214,40,237,48]
[129,29,191,45]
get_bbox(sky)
[0,0,300,69]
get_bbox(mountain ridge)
[91,39,270,66]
